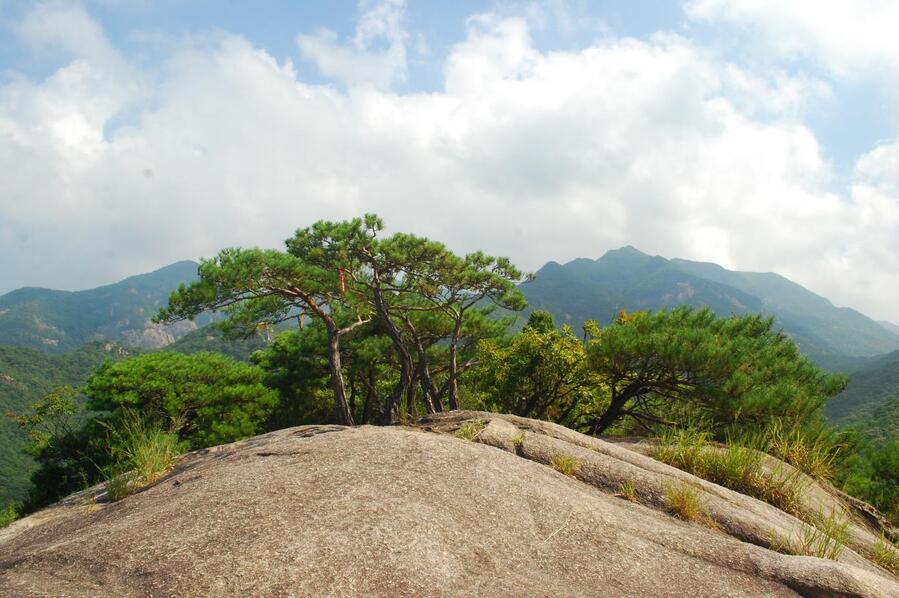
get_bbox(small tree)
[586,307,846,435]
[475,311,600,426]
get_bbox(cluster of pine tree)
[10,215,895,525]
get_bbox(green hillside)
[0,342,134,503]
[826,350,899,431]
[520,247,899,363]
[672,258,899,358]
[0,261,204,353]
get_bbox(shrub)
[0,502,19,528]
[86,352,278,448]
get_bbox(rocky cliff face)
[0,414,896,597]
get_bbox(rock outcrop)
[1,414,897,597]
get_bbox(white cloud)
[686,0,899,80]
[2,3,899,322]
[296,0,408,89]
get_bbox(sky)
[1,1,898,323]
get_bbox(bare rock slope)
[1,413,897,597]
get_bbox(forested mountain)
[520,247,899,363]
[826,349,899,440]
[0,261,204,353]
[0,342,134,502]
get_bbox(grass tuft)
[455,420,487,441]
[764,422,841,481]
[617,480,637,502]
[551,453,581,477]
[654,429,805,516]
[664,482,705,522]
[874,534,899,576]
[103,411,184,502]
[511,431,525,447]
[769,510,849,561]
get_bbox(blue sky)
[1,1,899,322]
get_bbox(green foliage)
[0,501,19,528]
[102,411,184,502]
[158,214,527,425]
[474,311,603,426]
[86,352,278,448]
[836,436,899,525]
[827,351,899,441]
[165,323,269,362]
[587,306,846,435]
[0,342,132,503]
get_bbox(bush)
[86,352,279,448]
[0,501,19,528]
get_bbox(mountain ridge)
[519,247,899,362]
[0,261,204,353]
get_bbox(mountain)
[826,349,899,439]
[0,261,204,353]
[520,247,899,363]
[1,413,896,595]
[0,342,134,503]
[880,321,899,337]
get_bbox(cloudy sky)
[1,1,898,323]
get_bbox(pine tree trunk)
[447,318,463,410]
[372,284,412,424]
[326,328,355,426]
